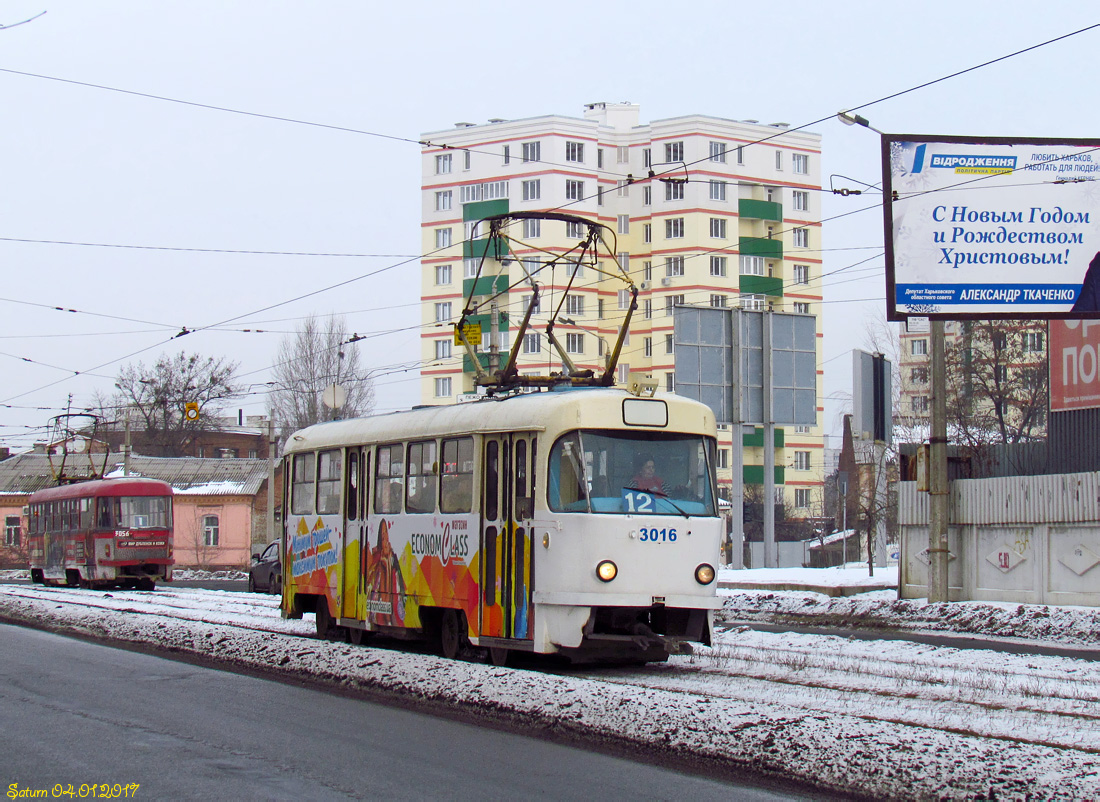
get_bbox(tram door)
[341,447,367,619]
[480,433,535,641]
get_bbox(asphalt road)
[0,624,810,801]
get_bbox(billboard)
[1050,320,1100,412]
[883,135,1100,321]
[673,306,817,425]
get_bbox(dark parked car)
[248,542,281,594]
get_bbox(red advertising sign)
[1050,320,1100,411]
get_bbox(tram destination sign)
[883,134,1100,321]
[673,306,816,426]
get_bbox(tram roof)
[285,387,716,453]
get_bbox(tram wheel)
[349,627,372,647]
[315,599,333,638]
[138,577,155,592]
[488,647,510,667]
[439,609,463,660]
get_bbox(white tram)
[280,386,722,663]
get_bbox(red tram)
[27,478,174,590]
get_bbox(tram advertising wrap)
[883,135,1100,320]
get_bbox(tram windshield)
[96,496,173,530]
[548,430,717,516]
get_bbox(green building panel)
[742,427,785,448]
[739,275,784,297]
[462,353,492,373]
[743,465,786,485]
[463,199,509,222]
[738,198,783,222]
[463,275,510,297]
[463,237,506,260]
[739,236,783,260]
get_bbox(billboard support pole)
[763,312,776,569]
[928,320,950,602]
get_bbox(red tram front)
[27,477,174,590]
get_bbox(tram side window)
[515,439,533,519]
[406,440,438,514]
[374,444,404,514]
[346,451,359,520]
[291,453,316,515]
[440,437,474,514]
[97,498,113,529]
[317,450,342,515]
[548,433,589,512]
[80,498,93,530]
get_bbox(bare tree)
[945,321,1048,452]
[112,352,240,457]
[268,314,375,442]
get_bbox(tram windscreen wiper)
[623,487,691,519]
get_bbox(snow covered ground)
[1,573,1098,799]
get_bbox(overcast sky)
[1,1,1097,452]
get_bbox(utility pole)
[928,320,950,602]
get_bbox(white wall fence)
[745,541,809,569]
[898,471,1100,606]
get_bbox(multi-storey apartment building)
[419,103,824,515]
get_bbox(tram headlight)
[596,560,618,583]
[694,563,715,585]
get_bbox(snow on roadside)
[0,586,1097,800]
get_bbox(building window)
[460,184,481,204]
[616,146,629,163]
[793,264,809,284]
[792,190,809,211]
[709,141,726,163]
[617,252,630,271]
[664,334,674,355]
[597,149,604,168]
[911,339,928,356]
[617,215,630,234]
[1022,331,1044,352]
[566,221,585,239]
[568,260,584,279]
[740,293,765,311]
[793,153,809,174]
[795,424,811,433]
[644,299,653,319]
[643,185,652,206]
[566,141,584,163]
[709,218,727,238]
[795,488,811,508]
[710,294,728,307]
[665,218,684,238]
[521,293,541,314]
[565,180,584,201]
[435,153,452,174]
[736,146,744,165]
[522,141,541,162]
[435,264,452,285]
[643,148,651,168]
[643,261,653,281]
[617,179,629,198]
[4,515,20,547]
[794,451,810,471]
[435,228,452,249]
[710,256,727,277]
[793,228,809,248]
[665,181,685,201]
[775,150,783,170]
[503,144,510,165]
[523,332,542,354]
[793,302,810,314]
[522,179,541,201]
[643,223,652,244]
[664,141,684,162]
[435,377,452,398]
[709,180,727,201]
[911,367,929,383]
[666,373,675,392]
[203,515,220,547]
[463,258,480,278]
[617,363,630,384]
[912,395,929,414]
[665,256,684,277]
[435,190,452,211]
[665,294,685,316]
[740,255,764,275]
[435,339,451,360]
[618,289,631,310]
[435,302,451,322]
[566,332,584,354]
[644,337,653,357]
[566,295,585,316]
[516,217,538,238]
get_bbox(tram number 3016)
[640,527,678,542]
